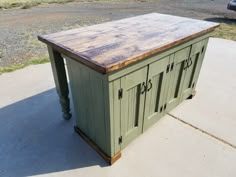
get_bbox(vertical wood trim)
[103,75,112,156]
[108,79,121,156]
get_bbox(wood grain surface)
[38,13,219,74]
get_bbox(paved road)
[0,0,235,67]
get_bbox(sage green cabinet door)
[180,40,207,101]
[143,56,169,131]
[165,47,191,112]
[120,67,147,149]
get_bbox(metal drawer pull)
[147,79,152,91]
[141,82,146,94]
[188,58,192,68]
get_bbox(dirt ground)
[0,0,235,67]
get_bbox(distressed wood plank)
[39,13,219,74]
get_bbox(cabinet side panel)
[66,58,109,154]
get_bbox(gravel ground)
[0,0,235,67]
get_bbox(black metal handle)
[164,103,167,110]
[166,64,170,73]
[160,106,163,113]
[184,59,188,70]
[141,82,146,94]
[170,62,174,71]
[147,79,152,91]
[201,46,205,53]
[188,57,192,68]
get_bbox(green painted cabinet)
[64,36,209,162]
[38,13,218,164]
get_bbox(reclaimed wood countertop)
[38,13,219,74]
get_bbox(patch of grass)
[21,1,41,9]
[0,49,3,58]
[24,31,44,48]
[212,23,236,41]
[0,0,113,9]
[205,18,236,41]
[0,57,49,74]
[0,0,75,9]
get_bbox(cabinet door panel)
[165,47,191,112]
[181,40,207,101]
[120,67,147,149]
[143,56,169,131]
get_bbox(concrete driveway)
[0,38,236,177]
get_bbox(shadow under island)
[0,88,108,177]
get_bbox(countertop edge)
[38,35,107,74]
[104,24,219,73]
[38,24,219,74]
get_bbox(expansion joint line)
[168,113,236,150]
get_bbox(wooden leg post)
[48,46,72,120]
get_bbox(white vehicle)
[227,0,236,11]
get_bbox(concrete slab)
[170,38,236,147]
[0,38,236,177]
[0,64,54,108]
[1,100,236,177]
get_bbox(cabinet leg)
[187,90,197,100]
[59,96,72,120]
[48,46,72,120]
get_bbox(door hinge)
[118,136,123,144]
[118,88,123,99]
